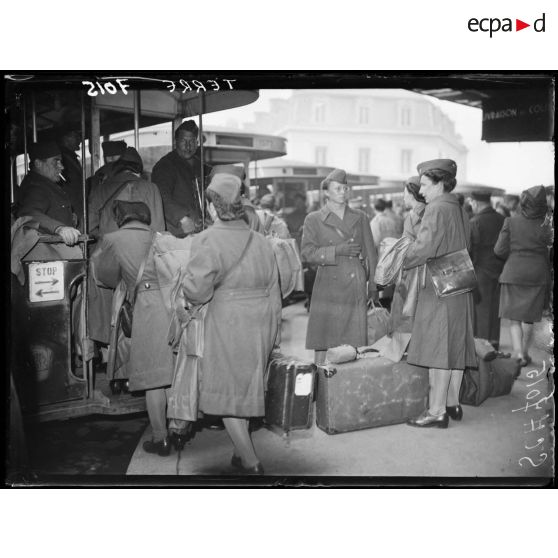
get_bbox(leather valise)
[265,353,316,433]
[315,356,429,434]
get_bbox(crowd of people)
[11,117,554,471]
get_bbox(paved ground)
[126,303,555,482]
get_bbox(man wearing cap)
[469,191,506,348]
[90,140,127,190]
[56,125,86,226]
[151,120,212,237]
[17,140,81,248]
[302,168,378,364]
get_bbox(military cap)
[207,173,242,204]
[321,168,347,190]
[102,140,127,157]
[29,140,61,161]
[470,191,491,202]
[175,119,199,136]
[417,159,457,178]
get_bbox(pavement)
[126,303,554,481]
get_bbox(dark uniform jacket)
[151,151,211,236]
[494,215,553,286]
[17,170,75,234]
[470,206,505,279]
[60,147,86,228]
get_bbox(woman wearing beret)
[301,169,378,364]
[494,185,553,368]
[403,160,476,428]
[180,174,282,474]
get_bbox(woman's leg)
[428,368,452,416]
[509,320,524,359]
[223,417,260,468]
[521,322,534,359]
[145,388,168,441]
[314,350,327,365]
[446,369,464,407]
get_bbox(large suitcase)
[490,356,519,397]
[315,356,429,434]
[265,354,316,433]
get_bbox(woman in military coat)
[494,185,553,368]
[180,173,282,475]
[301,169,377,364]
[403,160,476,429]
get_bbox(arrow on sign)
[35,278,59,286]
[35,289,60,297]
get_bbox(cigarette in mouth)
[59,173,66,182]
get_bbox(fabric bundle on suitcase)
[265,354,316,433]
[459,356,519,406]
[316,357,429,434]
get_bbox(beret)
[207,173,242,204]
[102,140,127,157]
[29,140,61,161]
[417,159,457,178]
[470,191,491,202]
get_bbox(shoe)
[231,454,265,475]
[517,355,532,368]
[446,405,463,421]
[143,437,171,457]
[109,380,122,395]
[170,431,191,451]
[203,416,225,431]
[407,411,449,429]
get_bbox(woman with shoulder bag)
[91,201,175,456]
[403,160,477,428]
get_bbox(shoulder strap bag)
[120,232,154,338]
[426,207,477,298]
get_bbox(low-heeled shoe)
[446,405,463,421]
[143,437,171,457]
[170,431,190,451]
[407,411,449,429]
[231,454,265,475]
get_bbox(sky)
[203,89,555,195]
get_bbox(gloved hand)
[55,226,80,246]
[335,241,361,257]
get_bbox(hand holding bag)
[426,208,477,298]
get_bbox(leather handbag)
[426,209,477,298]
[120,233,154,338]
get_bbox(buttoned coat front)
[404,193,477,370]
[301,205,377,350]
[180,220,282,417]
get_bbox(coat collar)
[121,221,151,232]
[212,219,250,231]
[429,193,460,208]
[319,204,361,235]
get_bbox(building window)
[315,146,327,165]
[400,149,413,173]
[314,102,326,123]
[358,148,370,173]
[399,105,412,127]
[359,106,369,125]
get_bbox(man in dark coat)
[17,140,81,251]
[469,191,506,348]
[88,140,127,194]
[56,125,86,228]
[151,120,211,237]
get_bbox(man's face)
[36,155,64,182]
[175,130,198,160]
[62,131,81,152]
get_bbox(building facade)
[245,89,468,187]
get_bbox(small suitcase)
[265,353,316,433]
[315,356,429,434]
[490,356,519,397]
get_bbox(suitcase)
[490,356,519,397]
[315,356,429,434]
[265,353,316,433]
[460,356,519,406]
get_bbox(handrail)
[37,234,93,244]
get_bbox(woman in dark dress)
[494,185,553,368]
[403,160,476,428]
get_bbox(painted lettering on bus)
[83,79,131,96]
